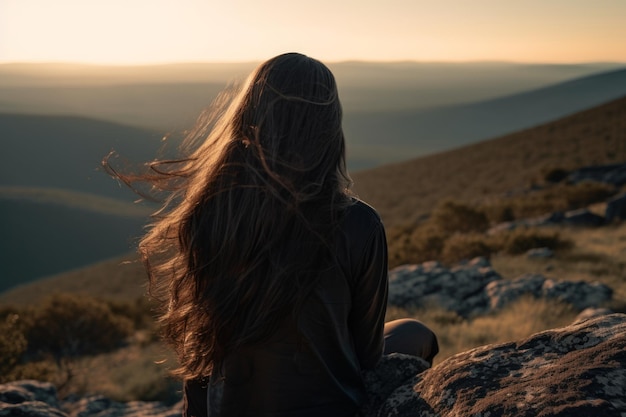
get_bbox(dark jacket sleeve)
[348,220,388,370]
[183,379,208,417]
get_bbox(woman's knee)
[383,318,439,365]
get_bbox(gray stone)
[605,192,626,222]
[526,247,554,258]
[575,307,613,323]
[0,381,183,417]
[389,260,613,317]
[567,163,626,186]
[388,258,499,317]
[563,208,605,226]
[367,313,626,416]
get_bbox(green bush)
[431,200,490,234]
[542,167,570,183]
[0,314,28,380]
[492,228,572,255]
[441,233,492,263]
[561,181,616,208]
[24,294,134,359]
[106,297,156,331]
[407,224,448,264]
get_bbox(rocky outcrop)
[363,313,626,417]
[388,258,612,317]
[0,380,183,417]
[4,314,623,417]
[605,192,626,222]
[567,163,626,186]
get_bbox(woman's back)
[184,200,388,417]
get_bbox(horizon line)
[1,58,626,67]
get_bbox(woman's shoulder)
[341,198,384,237]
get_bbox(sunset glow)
[1,0,625,64]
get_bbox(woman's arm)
[348,221,389,370]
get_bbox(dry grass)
[69,339,180,403]
[386,296,578,365]
[0,254,146,306]
[352,96,626,228]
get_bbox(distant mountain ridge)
[352,94,626,227]
[2,62,625,169]
[344,68,626,168]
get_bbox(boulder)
[0,381,183,417]
[388,258,499,317]
[364,313,626,416]
[526,247,554,258]
[567,163,626,186]
[563,208,605,227]
[486,274,613,311]
[389,259,613,317]
[605,192,626,222]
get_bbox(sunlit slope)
[352,94,626,227]
[345,68,626,168]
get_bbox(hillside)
[345,68,626,168]
[352,94,626,227]
[0,113,167,198]
[2,94,625,303]
[0,114,162,290]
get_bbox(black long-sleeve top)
[184,199,388,417]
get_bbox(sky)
[1,0,625,64]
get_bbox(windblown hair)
[107,53,353,380]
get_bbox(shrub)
[441,233,493,263]
[24,294,134,360]
[561,181,616,208]
[492,228,572,255]
[4,360,57,384]
[431,200,490,234]
[481,202,516,224]
[0,314,28,380]
[407,224,448,264]
[106,297,156,331]
[542,167,570,183]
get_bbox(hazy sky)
[1,0,625,64]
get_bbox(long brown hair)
[107,53,353,379]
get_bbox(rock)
[0,380,65,417]
[575,307,613,323]
[567,163,626,186]
[563,208,606,226]
[0,380,183,417]
[389,259,612,317]
[486,274,612,311]
[526,247,554,258]
[361,353,430,413]
[388,258,500,317]
[605,192,626,222]
[367,313,626,416]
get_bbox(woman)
[109,53,437,417]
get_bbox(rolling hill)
[351,94,626,227]
[0,200,146,292]
[1,93,625,301]
[1,62,625,169]
[344,68,626,168]
[0,114,163,291]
